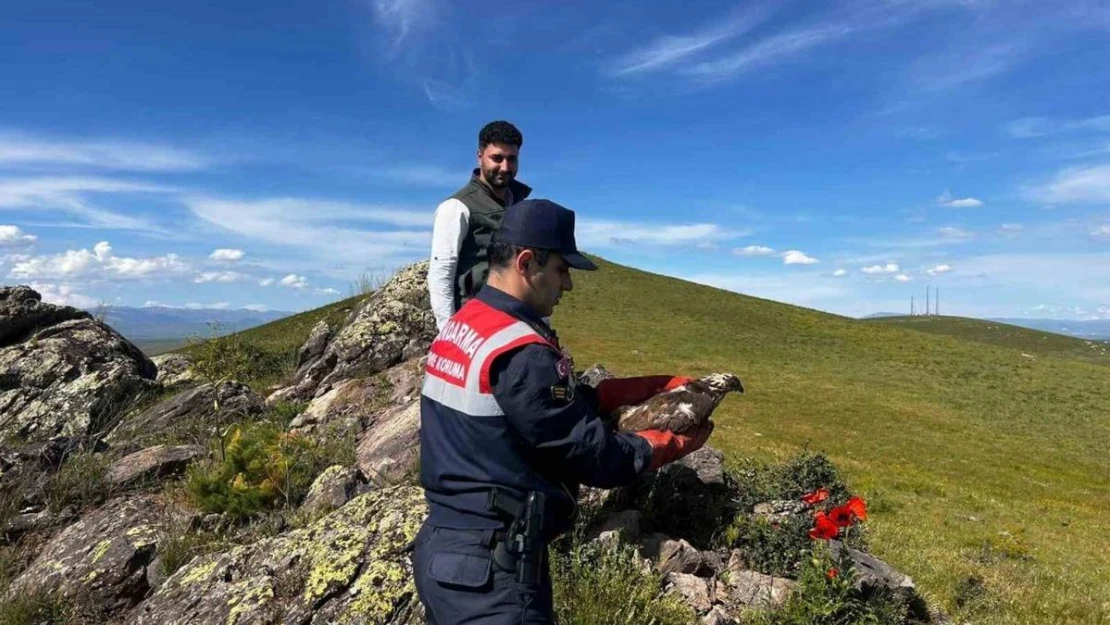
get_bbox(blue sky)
[1,0,1109,319]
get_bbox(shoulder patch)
[555,356,571,379]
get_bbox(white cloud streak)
[936,191,984,208]
[734,245,775,257]
[0,176,172,231]
[209,248,244,261]
[0,133,207,171]
[1028,164,1110,205]
[577,219,736,248]
[862,263,899,275]
[28,282,99,309]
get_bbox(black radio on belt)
[487,488,547,585]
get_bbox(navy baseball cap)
[494,199,598,271]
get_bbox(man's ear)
[514,248,535,276]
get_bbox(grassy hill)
[865,314,1110,366]
[217,260,1110,624]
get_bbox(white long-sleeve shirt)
[428,198,470,331]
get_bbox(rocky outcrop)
[356,401,420,486]
[268,263,435,403]
[107,445,205,488]
[0,286,158,441]
[151,353,198,390]
[300,465,368,517]
[129,486,427,625]
[108,381,264,450]
[6,495,176,614]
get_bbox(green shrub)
[728,450,851,514]
[746,546,909,625]
[185,422,333,521]
[552,539,692,625]
[725,513,814,578]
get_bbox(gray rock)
[356,400,420,485]
[6,495,168,614]
[0,286,158,441]
[296,319,332,371]
[268,262,435,403]
[665,572,714,613]
[720,570,797,609]
[107,444,205,488]
[587,509,642,544]
[151,353,198,390]
[289,357,423,436]
[300,465,367,516]
[128,486,428,625]
[107,381,263,449]
[828,540,934,622]
[701,605,739,625]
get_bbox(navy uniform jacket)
[419,285,653,540]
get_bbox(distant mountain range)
[98,306,293,342]
[862,313,1110,340]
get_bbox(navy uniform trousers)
[413,522,554,625]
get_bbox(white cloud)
[861,263,899,275]
[832,269,847,277]
[183,302,230,310]
[781,250,819,265]
[578,219,735,248]
[280,274,308,289]
[0,176,171,231]
[1029,164,1110,204]
[606,6,770,77]
[259,278,276,287]
[0,225,36,247]
[28,282,99,309]
[998,223,1024,234]
[184,196,431,273]
[316,287,341,295]
[9,241,190,281]
[937,226,973,240]
[0,134,206,171]
[244,304,269,312]
[895,274,912,282]
[209,248,244,261]
[927,264,952,276]
[371,0,440,48]
[1091,225,1110,238]
[1007,114,1110,139]
[936,191,984,208]
[734,245,775,257]
[194,271,249,284]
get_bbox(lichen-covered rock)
[107,381,263,449]
[666,572,715,613]
[107,444,205,488]
[129,486,428,625]
[295,320,332,372]
[356,400,419,486]
[0,286,158,441]
[301,465,367,516]
[6,495,168,614]
[718,570,797,609]
[829,540,933,621]
[151,353,198,390]
[269,262,435,403]
[290,358,425,438]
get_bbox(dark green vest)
[451,170,532,309]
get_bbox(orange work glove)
[636,420,714,471]
[596,375,695,414]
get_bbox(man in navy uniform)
[415,198,714,624]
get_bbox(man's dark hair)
[489,241,550,269]
[479,121,523,150]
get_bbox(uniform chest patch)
[552,355,577,402]
[555,357,572,379]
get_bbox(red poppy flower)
[801,487,829,505]
[846,496,868,521]
[827,567,839,579]
[808,511,839,540]
[829,505,856,527]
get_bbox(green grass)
[183,260,1110,623]
[176,294,364,390]
[553,257,1110,625]
[865,315,1110,366]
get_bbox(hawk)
[615,373,744,434]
